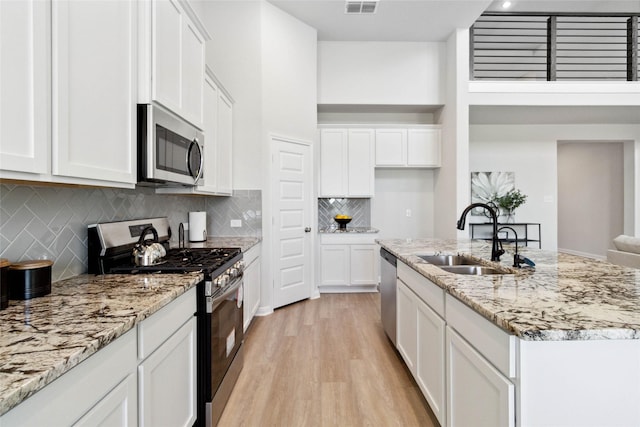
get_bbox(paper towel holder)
[188,212,207,242]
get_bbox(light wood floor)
[218,293,439,427]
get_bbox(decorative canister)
[8,260,54,300]
[0,258,9,309]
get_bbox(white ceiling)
[267,0,492,41]
[267,0,640,41]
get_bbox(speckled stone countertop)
[378,238,640,342]
[319,227,379,233]
[186,236,261,251]
[0,272,202,416]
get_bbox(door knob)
[305,227,311,233]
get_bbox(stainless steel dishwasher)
[380,248,397,346]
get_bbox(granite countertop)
[378,238,640,342]
[319,227,379,234]
[0,272,202,416]
[186,236,261,252]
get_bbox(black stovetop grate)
[109,247,241,275]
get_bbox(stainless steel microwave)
[137,104,204,186]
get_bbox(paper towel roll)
[188,212,207,242]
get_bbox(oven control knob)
[214,274,229,287]
[229,267,239,278]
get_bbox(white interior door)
[272,136,313,308]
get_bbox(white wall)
[201,1,318,314]
[469,130,558,250]
[558,142,625,258]
[201,1,263,189]
[434,29,470,240]
[260,2,318,312]
[371,169,435,240]
[470,124,640,251]
[317,41,445,105]
[261,3,317,142]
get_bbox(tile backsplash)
[318,198,371,229]
[0,184,261,282]
[207,190,262,237]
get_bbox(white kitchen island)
[378,238,640,427]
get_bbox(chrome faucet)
[497,226,536,268]
[457,203,505,262]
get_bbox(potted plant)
[495,189,527,223]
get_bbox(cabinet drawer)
[398,261,445,317]
[244,243,260,266]
[138,287,197,360]
[446,294,517,378]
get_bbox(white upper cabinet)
[375,129,407,167]
[375,126,441,168]
[216,90,233,196]
[200,74,219,192]
[347,129,375,196]
[319,128,374,198]
[141,0,207,129]
[0,0,50,175]
[52,0,136,184]
[407,128,441,167]
[319,129,347,196]
[1,0,137,187]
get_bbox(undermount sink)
[439,265,509,276]
[418,254,478,266]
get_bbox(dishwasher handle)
[380,248,397,266]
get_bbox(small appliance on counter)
[87,217,244,427]
[189,211,207,242]
[7,259,54,300]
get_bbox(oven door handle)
[207,278,242,314]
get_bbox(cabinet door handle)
[304,227,311,233]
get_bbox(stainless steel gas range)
[88,217,244,427]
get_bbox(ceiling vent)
[345,1,378,14]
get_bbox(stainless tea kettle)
[133,226,167,266]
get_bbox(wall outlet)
[230,219,242,228]
[406,209,412,217]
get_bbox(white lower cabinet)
[394,259,640,427]
[243,243,261,332]
[396,280,418,372]
[320,244,350,286]
[416,299,446,424]
[138,287,197,427]
[446,327,514,427]
[396,265,446,426]
[139,317,197,427]
[74,373,137,427]
[319,233,378,292]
